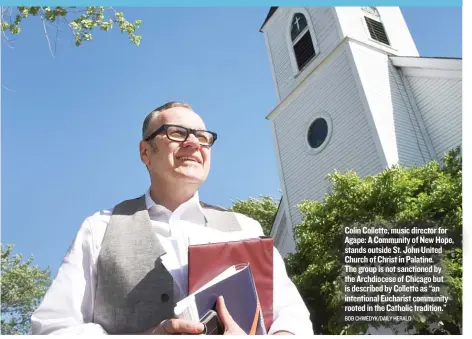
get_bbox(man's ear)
[139,140,151,166]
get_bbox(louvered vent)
[365,16,390,46]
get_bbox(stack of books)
[174,237,274,335]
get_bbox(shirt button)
[161,293,170,303]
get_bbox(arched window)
[362,7,390,46]
[290,13,316,71]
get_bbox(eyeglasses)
[144,124,218,147]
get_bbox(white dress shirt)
[31,191,313,335]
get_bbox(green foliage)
[1,6,142,47]
[285,147,462,334]
[229,196,279,236]
[1,244,51,335]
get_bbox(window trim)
[305,113,332,155]
[362,6,381,18]
[286,8,319,77]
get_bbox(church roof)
[390,56,462,74]
[393,56,462,61]
[390,55,462,79]
[259,7,278,32]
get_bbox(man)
[31,102,313,335]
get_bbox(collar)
[144,188,207,225]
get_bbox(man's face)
[140,107,212,186]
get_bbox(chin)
[175,170,205,183]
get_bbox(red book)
[188,237,274,331]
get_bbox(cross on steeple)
[293,15,301,32]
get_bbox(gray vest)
[92,195,242,334]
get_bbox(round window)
[307,118,328,149]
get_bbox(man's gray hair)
[142,101,193,139]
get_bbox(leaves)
[229,196,279,236]
[286,147,462,334]
[69,7,142,46]
[1,6,142,48]
[1,244,51,335]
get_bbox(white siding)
[350,41,432,167]
[335,7,419,57]
[278,226,295,258]
[273,45,383,234]
[272,213,285,245]
[264,7,341,101]
[406,76,462,160]
[270,201,285,240]
[270,201,297,257]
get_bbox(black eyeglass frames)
[144,124,217,147]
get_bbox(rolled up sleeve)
[31,218,107,335]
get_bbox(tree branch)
[39,10,55,58]
[1,7,15,48]
[61,15,74,34]
[44,17,63,55]
[2,30,15,49]
[7,6,13,25]
[2,85,17,92]
[65,7,86,15]
[54,23,59,54]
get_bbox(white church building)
[262,7,462,257]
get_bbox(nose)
[182,133,200,148]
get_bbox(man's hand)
[216,296,247,335]
[143,318,204,335]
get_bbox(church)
[261,7,462,257]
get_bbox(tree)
[1,6,142,55]
[1,244,51,335]
[285,147,462,335]
[229,196,279,236]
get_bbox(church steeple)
[260,7,431,257]
[260,7,419,102]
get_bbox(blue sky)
[1,7,462,275]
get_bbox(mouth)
[176,156,202,164]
